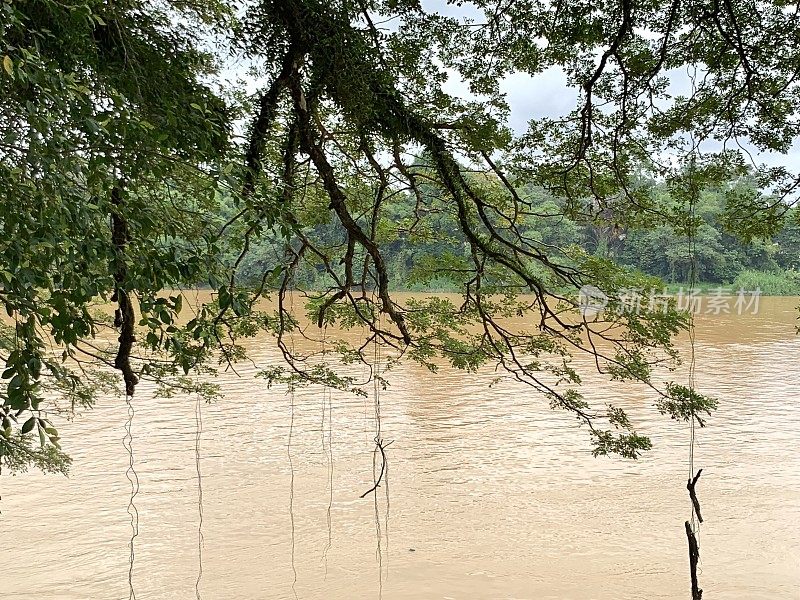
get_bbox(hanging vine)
[321,327,334,576]
[371,326,384,599]
[195,395,204,600]
[123,393,138,600]
[684,157,704,600]
[287,279,299,600]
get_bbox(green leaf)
[21,416,36,434]
[218,286,231,311]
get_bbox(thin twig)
[360,438,392,498]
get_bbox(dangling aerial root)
[123,394,139,600]
[195,396,204,600]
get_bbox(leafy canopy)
[2,0,798,470]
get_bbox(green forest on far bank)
[232,173,800,296]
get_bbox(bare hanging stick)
[685,520,703,600]
[686,468,703,523]
[111,185,139,397]
[360,439,392,498]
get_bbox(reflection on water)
[1,297,799,599]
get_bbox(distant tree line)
[230,172,800,294]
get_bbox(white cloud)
[500,68,578,132]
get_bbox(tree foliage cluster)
[2,0,799,472]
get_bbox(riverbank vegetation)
[2,0,799,473]
[229,180,800,295]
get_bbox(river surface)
[1,295,799,599]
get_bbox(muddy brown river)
[1,295,799,599]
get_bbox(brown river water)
[1,295,799,599]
